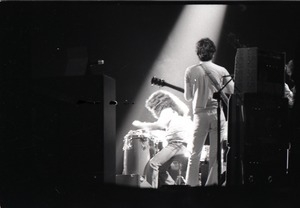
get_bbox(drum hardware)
[175,162,186,185]
[122,129,163,177]
[123,129,153,151]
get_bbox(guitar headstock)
[151,76,165,87]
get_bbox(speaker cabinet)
[31,74,116,185]
[242,144,288,185]
[234,47,285,97]
[227,94,289,185]
[243,94,289,144]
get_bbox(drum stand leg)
[175,162,186,185]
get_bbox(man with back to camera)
[184,38,234,186]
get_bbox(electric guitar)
[151,76,229,109]
[151,77,184,93]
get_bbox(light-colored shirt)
[157,108,193,144]
[184,61,234,113]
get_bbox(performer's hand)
[132,120,142,127]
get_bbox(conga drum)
[122,130,152,176]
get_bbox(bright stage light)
[148,5,228,89]
[117,5,227,175]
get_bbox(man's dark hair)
[196,38,216,61]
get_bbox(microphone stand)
[214,77,234,186]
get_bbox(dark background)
[1,1,300,207]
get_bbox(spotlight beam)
[117,5,227,177]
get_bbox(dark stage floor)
[1,180,299,208]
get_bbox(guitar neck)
[164,82,184,93]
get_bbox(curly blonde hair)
[145,90,189,119]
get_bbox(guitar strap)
[200,64,229,107]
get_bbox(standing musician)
[132,90,193,188]
[285,59,295,108]
[184,38,234,186]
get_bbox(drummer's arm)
[132,108,171,131]
[132,120,165,131]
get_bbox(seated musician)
[132,90,193,188]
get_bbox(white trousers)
[185,108,226,186]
